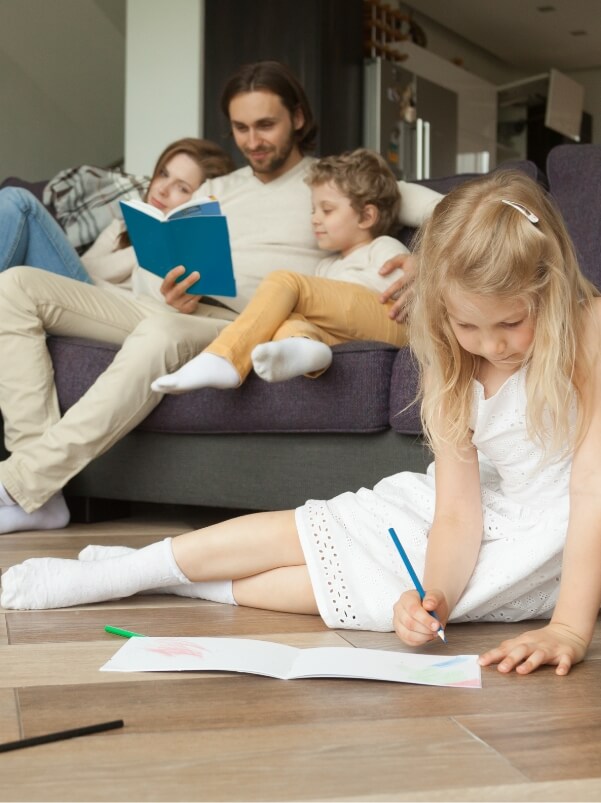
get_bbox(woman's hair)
[220,60,318,154]
[306,148,400,237]
[409,169,599,458]
[117,137,234,250]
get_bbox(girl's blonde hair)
[410,169,599,458]
[306,149,400,237]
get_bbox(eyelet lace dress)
[295,367,572,631]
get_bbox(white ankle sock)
[0,537,188,609]
[251,338,332,382]
[78,544,237,605]
[151,353,240,394]
[0,491,70,535]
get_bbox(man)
[160,60,438,322]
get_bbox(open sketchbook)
[120,196,236,297]
[100,637,481,688]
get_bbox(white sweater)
[81,158,443,314]
[315,235,408,294]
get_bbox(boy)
[152,148,430,392]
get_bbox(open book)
[120,196,236,296]
[100,636,482,688]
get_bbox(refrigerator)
[363,58,458,181]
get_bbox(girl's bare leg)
[172,510,305,581]
[233,565,318,614]
[0,509,312,611]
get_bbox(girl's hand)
[393,588,449,646]
[478,622,589,676]
[160,265,202,314]
[379,253,417,322]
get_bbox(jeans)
[0,187,92,283]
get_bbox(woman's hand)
[393,588,449,646]
[478,622,589,676]
[379,253,417,322]
[161,265,202,314]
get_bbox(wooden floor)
[1,506,601,803]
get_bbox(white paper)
[100,637,481,688]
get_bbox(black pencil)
[0,719,124,753]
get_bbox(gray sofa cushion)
[389,347,421,434]
[48,336,398,434]
[546,144,601,290]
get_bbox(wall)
[0,0,125,181]
[124,0,204,175]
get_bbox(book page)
[165,196,220,220]
[100,636,481,688]
[120,196,220,222]
[120,198,165,221]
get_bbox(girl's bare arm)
[393,438,483,645]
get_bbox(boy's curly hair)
[306,148,400,237]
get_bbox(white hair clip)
[501,199,539,224]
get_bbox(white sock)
[251,338,332,382]
[78,544,237,605]
[151,353,240,394]
[0,491,70,535]
[0,537,188,609]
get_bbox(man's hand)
[379,253,417,322]
[161,266,202,314]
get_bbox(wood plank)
[13,655,601,736]
[0,717,527,802]
[0,613,7,645]
[335,777,601,801]
[455,710,601,782]
[0,688,20,743]
[6,601,330,644]
[0,632,345,689]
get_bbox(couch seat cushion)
[48,337,398,434]
[389,346,422,434]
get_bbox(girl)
[0,138,234,288]
[150,149,414,393]
[3,169,600,677]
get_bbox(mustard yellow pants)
[206,270,408,380]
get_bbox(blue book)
[119,197,236,297]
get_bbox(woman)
[0,138,234,290]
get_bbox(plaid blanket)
[43,165,150,251]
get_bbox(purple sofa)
[1,147,590,513]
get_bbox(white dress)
[295,367,572,631]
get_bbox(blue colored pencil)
[388,527,447,643]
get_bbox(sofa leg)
[66,496,132,524]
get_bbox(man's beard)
[246,134,297,175]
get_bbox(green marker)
[104,625,147,638]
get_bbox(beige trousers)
[0,267,235,511]
[206,270,408,380]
